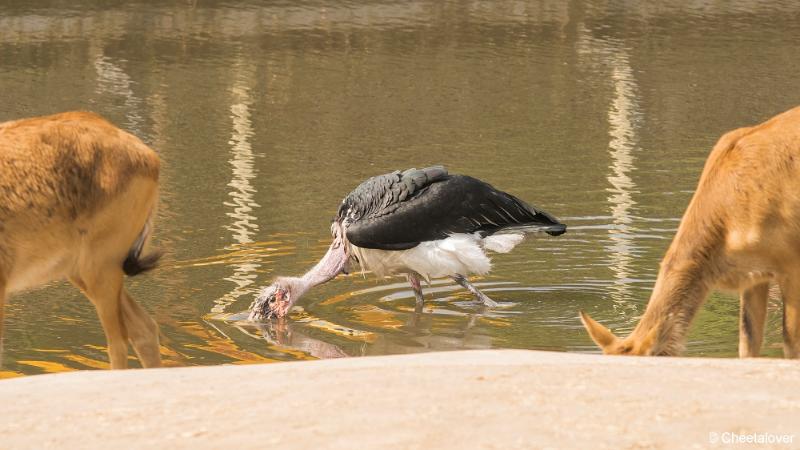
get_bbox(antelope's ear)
[579,310,619,350]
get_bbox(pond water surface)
[2,0,800,376]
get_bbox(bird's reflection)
[251,319,350,359]
[243,283,499,360]
[360,286,496,355]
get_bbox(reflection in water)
[93,55,144,135]
[179,319,277,365]
[213,59,261,314]
[250,319,351,359]
[319,281,500,353]
[235,280,505,359]
[605,49,640,306]
[577,28,641,307]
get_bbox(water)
[1,1,799,376]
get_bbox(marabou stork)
[249,166,565,320]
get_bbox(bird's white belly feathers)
[348,233,524,280]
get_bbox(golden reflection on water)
[0,370,24,379]
[62,354,110,370]
[350,305,404,331]
[176,320,280,365]
[16,360,76,373]
[169,241,294,270]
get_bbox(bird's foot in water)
[407,273,426,308]
[452,274,498,308]
[473,291,499,308]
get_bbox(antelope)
[580,105,800,358]
[0,111,162,369]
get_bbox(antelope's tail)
[123,208,162,277]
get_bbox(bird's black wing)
[337,166,450,228]
[339,169,566,250]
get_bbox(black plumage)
[337,166,566,250]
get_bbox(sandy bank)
[1,350,798,449]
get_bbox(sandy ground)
[0,350,799,449]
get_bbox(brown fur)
[0,111,162,369]
[581,105,800,358]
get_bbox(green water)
[1,0,799,376]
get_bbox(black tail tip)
[123,250,163,276]
[546,223,567,236]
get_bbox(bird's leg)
[407,273,425,308]
[452,274,498,308]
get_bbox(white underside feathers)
[348,232,525,280]
[482,233,525,253]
